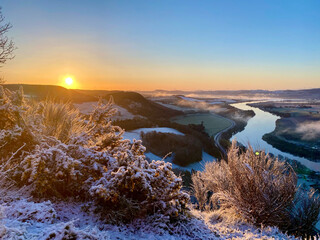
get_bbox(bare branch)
[0,7,15,70]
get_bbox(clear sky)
[1,0,320,90]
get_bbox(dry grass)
[24,99,87,144]
[191,171,207,211]
[192,140,320,237]
[201,140,297,226]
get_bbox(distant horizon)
[3,82,320,93]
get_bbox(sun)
[65,77,73,86]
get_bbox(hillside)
[4,84,96,103]
[81,89,184,119]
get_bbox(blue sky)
[1,0,320,90]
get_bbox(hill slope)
[4,84,96,103]
[81,89,184,119]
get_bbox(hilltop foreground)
[0,194,294,239]
[0,86,319,240]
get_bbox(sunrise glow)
[65,77,73,86]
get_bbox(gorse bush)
[192,140,320,237]
[0,86,189,221]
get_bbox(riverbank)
[247,101,320,162]
[231,102,320,172]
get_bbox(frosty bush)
[192,140,320,237]
[0,86,189,221]
[191,171,207,211]
[90,139,189,221]
[286,188,320,237]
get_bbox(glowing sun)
[65,77,73,86]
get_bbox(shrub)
[191,171,207,211]
[192,140,320,237]
[202,141,297,226]
[34,100,87,144]
[90,139,189,221]
[0,86,189,221]
[286,188,320,237]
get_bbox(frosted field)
[74,102,137,120]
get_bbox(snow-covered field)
[74,102,138,120]
[0,192,295,240]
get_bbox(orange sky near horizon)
[3,56,320,91]
[2,34,319,91]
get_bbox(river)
[231,102,320,172]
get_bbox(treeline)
[141,131,202,166]
[114,117,222,159]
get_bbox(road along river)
[231,102,320,172]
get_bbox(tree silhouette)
[0,7,15,83]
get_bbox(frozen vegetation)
[0,86,319,239]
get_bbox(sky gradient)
[1,0,320,91]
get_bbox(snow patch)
[74,101,138,120]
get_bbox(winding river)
[231,102,320,172]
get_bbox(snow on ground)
[0,195,296,240]
[74,101,138,120]
[122,127,184,142]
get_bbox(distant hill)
[81,89,183,119]
[141,88,320,100]
[3,84,97,103]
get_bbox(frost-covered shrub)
[200,140,297,227]
[0,86,35,163]
[19,143,82,197]
[90,139,189,221]
[286,188,320,237]
[0,87,189,221]
[191,171,207,211]
[192,140,320,237]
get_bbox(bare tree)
[0,7,15,84]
